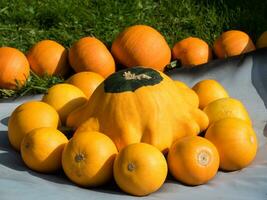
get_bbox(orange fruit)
[192,79,229,109]
[42,83,87,125]
[27,40,70,76]
[21,127,68,173]
[256,31,267,48]
[111,25,171,71]
[172,37,212,66]
[8,101,60,151]
[69,37,115,78]
[66,72,104,98]
[167,136,219,185]
[175,80,199,108]
[213,30,255,58]
[0,47,30,89]
[205,118,258,171]
[62,131,118,187]
[113,143,167,196]
[203,97,252,126]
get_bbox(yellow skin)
[62,131,118,187]
[113,143,168,196]
[167,136,219,185]
[174,80,199,108]
[68,68,209,153]
[192,79,229,109]
[203,97,252,126]
[8,101,60,151]
[21,127,68,173]
[66,72,104,98]
[42,83,87,125]
[205,118,258,171]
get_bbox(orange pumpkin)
[27,40,70,76]
[111,25,171,71]
[69,37,115,78]
[0,47,30,89]
[214,30,255,58]
[172,37,212,67]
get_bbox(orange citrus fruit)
[42,83,87,125]
[167,136,219,185]
[21,127,68,173]
[62,131,118,187]
[8,101,60,151]
[205,118,258,171]
[113,143,167,196]
[192,79,229,109]
[203,97,252,126]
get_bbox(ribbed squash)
[172,37,212,67]
[27,40,70,76]
[0,47,30,89]
[214,30,255,58]
[67,67,208,152]
[111,25,171,71]
[69,37,115,78]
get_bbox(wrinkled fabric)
[0,48,267,200]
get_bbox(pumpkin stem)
[197,150,210,166]
[123,71,152,80]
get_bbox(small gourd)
[67,67,209,152]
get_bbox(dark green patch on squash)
[104,67,163,93]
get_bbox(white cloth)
[0,49,267,200]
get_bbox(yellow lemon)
[205,118,257,171]
[192,79,229,109]
[203,97,252,126]
[21,127,68,173]
[42,83,87,125]
[8,101,60,151]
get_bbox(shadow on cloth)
[251,48,267,109]
[0,117,9,127]
[0,130,123,195]
[251,48,267,138]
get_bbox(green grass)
[0,0,267,98]
[0,72,64,99]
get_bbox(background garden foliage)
[0,0,266,98]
